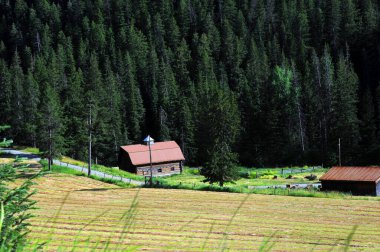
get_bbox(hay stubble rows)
[28,174,380,251]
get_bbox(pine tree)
[101,60,125,163]
[267,65,297,163]
[320,46,334,160]
[0,132,36,250]
[124,53,145,142]
[23,69,40,147]
[38,85,64,170]
[324,0,341,52]
[0,59,11,125]
[330,53,360,164]
[63,69,87,160]
[0,0,379,166]
[9,50,24,141]
[341,0,359,42]
[199,87,240,186]
[359,88,377,163]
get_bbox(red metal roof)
[120,141,185,166]
[320,166,380,183]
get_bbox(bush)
[239,171,250,178]
[305,174,317,181]
[249,172,259,179]
[185,168,200,175]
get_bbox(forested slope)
[0,0,379,167]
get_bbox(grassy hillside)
[27,174,380,251]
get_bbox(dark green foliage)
[0,0,379,167]
[199,87,240,186]
[38,84,64,163]
[0,126,37,250]
[330,52,360,164]
[0,125,12,148]
[0,165,36,251]
[201,141,239,187]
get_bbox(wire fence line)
[52,160,144,185]
[0,150,144,186]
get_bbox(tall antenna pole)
[48,127,52,171]
[88,104,92,177]
[338,138,341,166]
[149,138,153,186]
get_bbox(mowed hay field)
[28,174,380,251]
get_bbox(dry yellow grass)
[28,174,380,251]
[0,158,14,164]
[60,156,87,167]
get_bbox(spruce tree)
[200,87,240,186]
[0,59,11,125]
[9,50,24,141]
[330,53,360,164]
[0,126,36,251]
[23,69,40,147]
[38,85,64,170]
[63,69,87,160]
[124,53,145,142]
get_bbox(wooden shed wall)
[136,162,181,176]
[377,182,380,196]
[118,150,136,173]
[321,180,377,196]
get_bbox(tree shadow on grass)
[75,187,134,192]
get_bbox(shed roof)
[320,166,380,183]
[120,141,185,166]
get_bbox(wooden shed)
[118,140,185,176]
[320,166,380,196]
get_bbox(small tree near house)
[201,141,239,187]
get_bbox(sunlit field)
[27,173,380,251]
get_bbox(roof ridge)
[127,147,181,154]
[320,166,380,182]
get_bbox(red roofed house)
[118,137,185,176]
[320,166,380,196]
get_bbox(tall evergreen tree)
[124,53,145,142]
[0,59,11,125]
[200,87,240,186]
[330,53,360,164]
[9,50,24,140]
[0,0,379,166]
[23,69,40,147]
[38,85,64,170]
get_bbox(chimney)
[143,135,154,145]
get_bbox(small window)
[171,167,175,171]
[158,168,162,173]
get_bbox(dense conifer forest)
[0,0,380,167]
